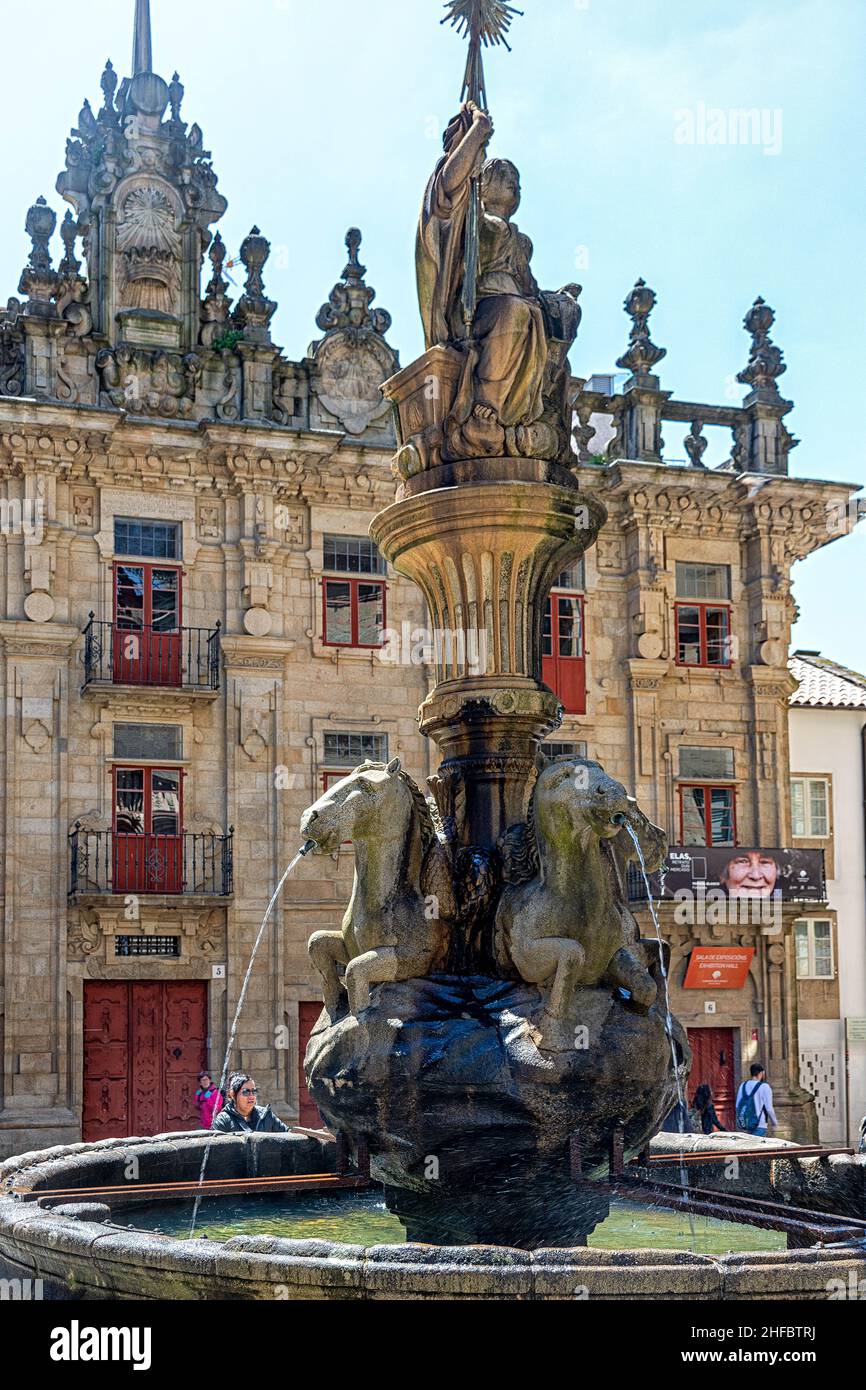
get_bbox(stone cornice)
[578,462,861,566]
[0,620,81,657]
[579,459,861,501]
[746,666,799,700]
[220,634,294,671]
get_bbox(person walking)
[691,1083,727,1136]
[194,1071,223,1130]
[735,1063,778,1137]
[859,1116,865,1155]
[210,1072,291,1133]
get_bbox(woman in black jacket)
[211,1071,290,1133]
[692,1083,727,1136]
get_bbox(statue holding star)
[409,1,583,467]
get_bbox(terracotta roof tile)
[789,652,866,709]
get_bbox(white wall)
[789,707,866,1145]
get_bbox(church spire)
[133,0,153,75]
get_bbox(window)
[553,559,585,591]
[114,519,180,560]
[322,731,388,779]
[791,778,830,837]
[322,538,386,648]
[115,936,180,958]
[676,563,730,600]
[675,604,732,668]
[323,578,386,647]
[543,593,586,714]
[794,919,834,979]
[679,784,736,846]
[679,747,735,781]
[542,740,588,760]
[113,562,183,686]
[113,724,183,762]
[674,564,732,669]
[323,534,387,576]
[113,766,183,893]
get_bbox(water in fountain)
[620,820,693,1216]
[187,839,316,1239]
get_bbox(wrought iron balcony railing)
[69,827,234,898]
[82,616,221,692]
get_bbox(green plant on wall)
[214,329,244,353]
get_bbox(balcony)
[69,828,234,900]
[626,847,826,905]
[82,616,221,695]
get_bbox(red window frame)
[322,577,387,650]
[112,561,184,687]
[674,602,732,669]
[678,783,738,847]
[112,764,185,894]
[542,591,586,715]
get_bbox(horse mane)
[358,762,439,856]
[498,789,539,886]
[499,757,615,886]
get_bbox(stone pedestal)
[371,459,606,865]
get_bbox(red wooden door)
[113,563,182,686]
[82,982,130,1140]
[298,1002,324,1129]
[163,982,208,1130]
[687,1026,736,1130]
[113,767,183,894]
[83,981,206,1140]
[542,593,586,715]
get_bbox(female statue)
[416,102,581,462]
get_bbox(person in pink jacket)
[195,1071,224,1130]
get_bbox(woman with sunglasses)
[210,1071,290,1133]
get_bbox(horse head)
[300,758,436,860]
[533,758,633,851]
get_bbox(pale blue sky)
[2,0,863,668]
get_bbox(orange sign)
[684,946,754,990]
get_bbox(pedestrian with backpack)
[735,1063,777,1137]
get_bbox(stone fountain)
[2,10,865,1300]
[299,3,691,1248]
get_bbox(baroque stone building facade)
[0,5,859,1155]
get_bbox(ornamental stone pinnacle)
[616,278,667,381]
[315,229,392,338]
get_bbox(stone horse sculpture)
[300,759,452,1016]
[495,758,667,1023]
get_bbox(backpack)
[736,1080,765,1133]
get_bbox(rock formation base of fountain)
[306,974,689,1246]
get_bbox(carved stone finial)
[169,71,185,123]
[58,210,81,277]
[316,227,392,337]
[100,60,118,114]
[19,197,60,310]
[737,296,786,396]
[684,419,707,468]
[200,232,233,346]
[76,98,98,140]
[24,197,56,274]
[616,278,666,378]
[232,226,277,342]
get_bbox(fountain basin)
[1,1131,864,1300]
